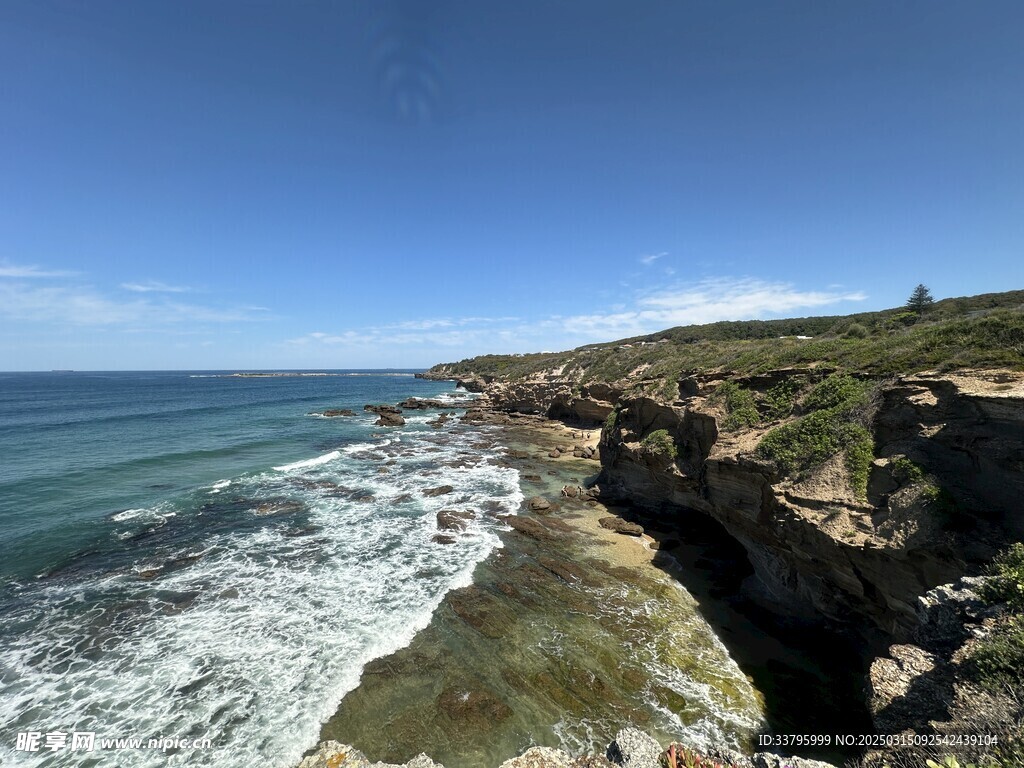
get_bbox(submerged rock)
[423,485,454,497]
[436,684,513,728]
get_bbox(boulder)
[606,727,662,768]
[297,742,370,768]
[437,509,475,531]
[528,496,552,511]
[598,517,644,536]
[499,747,572,768]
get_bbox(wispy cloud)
[120,280,190,293]
[0,261,77,278]
[557,278,866,338]
[639,251,667,266]
[0,281,266,327]
[285,277,867,356]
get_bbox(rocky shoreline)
[408,367,1024,766]
[294,389,879,768]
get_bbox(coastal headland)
[302,292,1024,768]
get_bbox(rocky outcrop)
[364,404,406,427]
[449,367,1024,638]
[313,409,355,417]
[593,370,1024,637]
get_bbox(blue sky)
[1,1,1022,370]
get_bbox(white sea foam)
[273,450,341,472]
[0,421,520,768]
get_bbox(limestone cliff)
[426,366,1024,639]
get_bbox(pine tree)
[906,284,934,313]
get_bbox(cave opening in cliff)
[638,502,875,763]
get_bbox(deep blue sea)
[0,371,521,767]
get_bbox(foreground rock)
[297,729,837,768]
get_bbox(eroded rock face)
[454,367,1023,638]
[595,371,1024,636]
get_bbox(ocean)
[0,371,522,767]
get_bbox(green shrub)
[981,543,1024,611]
[604,409,618,432]
[641,429,678,460]
[845,322,869,338]
[891,455,926,483]
[761,378,802,420]
[757,374,876,497]
[970,615,1024,690]
[712,381,761,431]
[804,374,870,412]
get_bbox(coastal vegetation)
[972,544,1024,691]
[640,428,677,460]
[430,291,1024,392]
[756,375,877,497]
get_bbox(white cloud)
[0,261,77,278]
[120,280,190,293]
[639,251,667,265]
[0,282,266,327]
[284,277,867,356]
[559,278,867,338]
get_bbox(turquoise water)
[0,371,521,767]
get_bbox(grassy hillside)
[429,290,1024,384]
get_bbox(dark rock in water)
[528,496,551,511]
[219,587,239,599]
[548,450,561,458]
[432,534,456,545]
[364,403,403,414]
[599,516,644,536]
[355,495,375,503]
[137,567,161,580]
[316,409,355,417]
[509,450,531,459]
[436,684,513,728]
[398,398,455,410]
[504,516,562,542]
[436,509,475,531]
[428,413,450,428]
[364,403,406,426]
[254,499,305,516]
[392,493,413,504]
[523,474,542,483]
[423,485,454,497]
